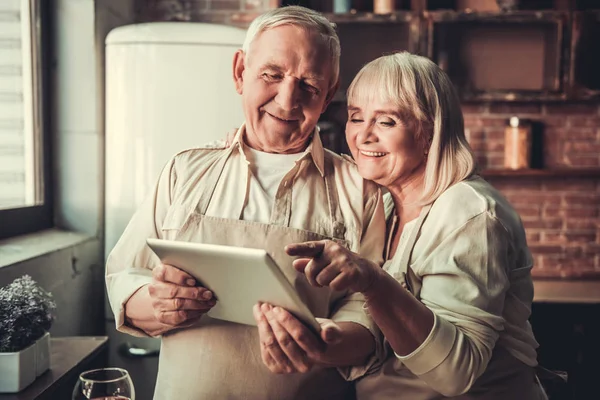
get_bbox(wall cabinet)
[569,11,600,99]
[334,13,420,92]
[425,11,569,101]
[314,6,600,102]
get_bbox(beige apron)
[356,205,548,400]
[154,147,355,400]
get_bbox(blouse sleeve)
[396,211,511,397]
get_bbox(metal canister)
[504,116,532,170]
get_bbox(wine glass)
[72,367,135,400]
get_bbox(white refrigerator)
[104,22,246,399]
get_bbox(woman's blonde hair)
[243,6,340,89]
[347,52,476,205]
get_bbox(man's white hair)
[242,5,340,89]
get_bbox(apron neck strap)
[324,156,346,240]
[392,203,432,296]
[196,147,235,215]
[194,146,346,241]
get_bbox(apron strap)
[324,156,346,241]
[195,147,235,215]
[391,203,432,298]
[191,143,346,241]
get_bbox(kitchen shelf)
[425,10,569,22]
[425,11,568,101]
[323,11,416,23]
[533,279,600,304]
[481,167,600,178]
[330,12,420,92]
[227,8,599,102]
[569,11,600,100]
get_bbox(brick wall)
[464,103,600,279]
[134,0,600,279]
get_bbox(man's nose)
[275,78,301,112]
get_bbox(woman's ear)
[232,49,245,95]
[418,125,434,158]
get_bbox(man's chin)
[262,135,312,154]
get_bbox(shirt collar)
[232,123,326,177]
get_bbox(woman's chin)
[357,167,384,184]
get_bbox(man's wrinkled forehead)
[247,26,332,67]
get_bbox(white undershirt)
[241,147,302,223]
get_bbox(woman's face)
[345,98,427,189]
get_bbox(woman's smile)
[359,150,388,157]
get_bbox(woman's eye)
[379,120,396,127]
[349,118,363,123]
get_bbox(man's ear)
[233,49,245,95]
[321,79,341,113]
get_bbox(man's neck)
[243,129,311,154]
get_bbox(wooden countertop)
[534,279,600,304]
[0,336,108,400]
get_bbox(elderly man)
[105,6,385,400]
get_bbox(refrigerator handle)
[118,342,160,358]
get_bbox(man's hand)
[253,302,342,374]
[285,240,383,294]
[147,264,216,333]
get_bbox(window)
[0,0,52,240]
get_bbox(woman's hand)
[285,240,382,294]
[253,302,342,374]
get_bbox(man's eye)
[301,82,319,94]
[350,118,363,123]
[262,73,280,81]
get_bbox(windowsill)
[0,229,95,269]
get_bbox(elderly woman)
[254,52,548,399]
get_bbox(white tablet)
[146,238,321,333]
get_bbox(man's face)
[233,25,337,154]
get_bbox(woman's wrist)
[362,264,390,302]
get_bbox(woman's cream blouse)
[377,176,540,395]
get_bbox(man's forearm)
[124,284,170,337]
[316,322,375,367]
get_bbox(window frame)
[0,0,53,240]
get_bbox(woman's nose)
[275,79,301,111]
[356,123,376,144]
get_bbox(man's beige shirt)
[105,125,385,376]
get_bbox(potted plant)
[0,275,56,393]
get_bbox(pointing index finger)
[285,241,326,257]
